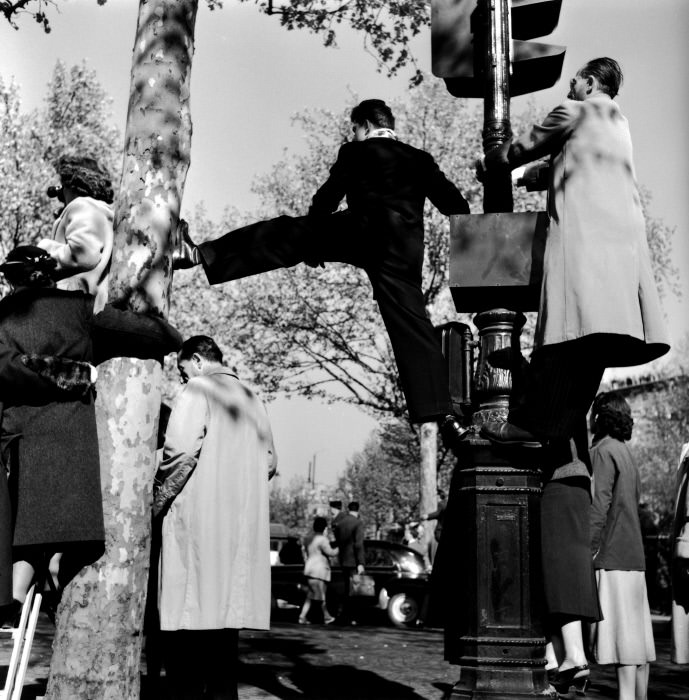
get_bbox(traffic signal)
[432,0,566,98]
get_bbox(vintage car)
[271,538,429,628]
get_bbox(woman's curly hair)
[591,391,634,442]
[56,155,114,203]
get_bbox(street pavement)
[1,609,688,699]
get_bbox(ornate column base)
[472,309,526,428]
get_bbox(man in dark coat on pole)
[174,99,471,448]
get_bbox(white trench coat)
[513,95,670,367]
[155,368,276,631]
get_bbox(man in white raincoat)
[153,335,277,700]
[480,57,669,451]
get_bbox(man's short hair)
[348,501,360,512]
[350,99,395,130]
[579,57,623,99]
[179,335,223,364]
[56,155,114,203]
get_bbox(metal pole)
[482,0,514,213]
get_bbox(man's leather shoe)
[480,421,541,448]
[439,414,471,451]
[172,219,200,270]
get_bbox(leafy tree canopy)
[2,0,427,83]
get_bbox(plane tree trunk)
[45,2,197,697]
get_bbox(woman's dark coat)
[0,288,104,549]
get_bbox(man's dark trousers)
[197,209,453,423]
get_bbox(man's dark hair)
[580,57,623,99]
[313,516,328,534]
[179,335,223,364]
[350,99,395,130]
[56,155,114,203]
[591,391,634,442]
[348,501,360,512]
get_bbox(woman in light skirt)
[590,392,655,700]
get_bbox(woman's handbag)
[349,573,375,597]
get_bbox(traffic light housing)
[432,0,566,98]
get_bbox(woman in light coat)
[299,516,338,625]
[38,155,114,313]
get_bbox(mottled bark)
[46,1,197,697]
[419,421,438,543]
[110,0,197,315]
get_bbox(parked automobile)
[271,538,429,628]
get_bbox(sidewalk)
[2,612,688,699]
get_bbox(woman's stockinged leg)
[635,663,649,700]
[560,619,588,669]
[12,560,35,603]
[616,664,637,700]
[298,598,311,623]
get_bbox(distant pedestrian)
[154,335,277,700]
[299,517,338,625]
[671,441,689,664]
[590,392,655,700]
[330,500,365,625]
[405,522,431,571]
[422,487,447,564]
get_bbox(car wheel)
[387,592,419,628]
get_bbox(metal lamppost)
[430,1,566,697]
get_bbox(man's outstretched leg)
[173,215,317,282]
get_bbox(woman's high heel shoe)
[553,664,590,696]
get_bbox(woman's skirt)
[592,569,655,665]
[541,477,602,621]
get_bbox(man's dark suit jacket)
[332,512,365,569]
[307,137,469,276]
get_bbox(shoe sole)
[480,434,541,448]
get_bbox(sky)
[1,0,687,487]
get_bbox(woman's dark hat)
[0,245,55,273]
[329,500,343,509]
